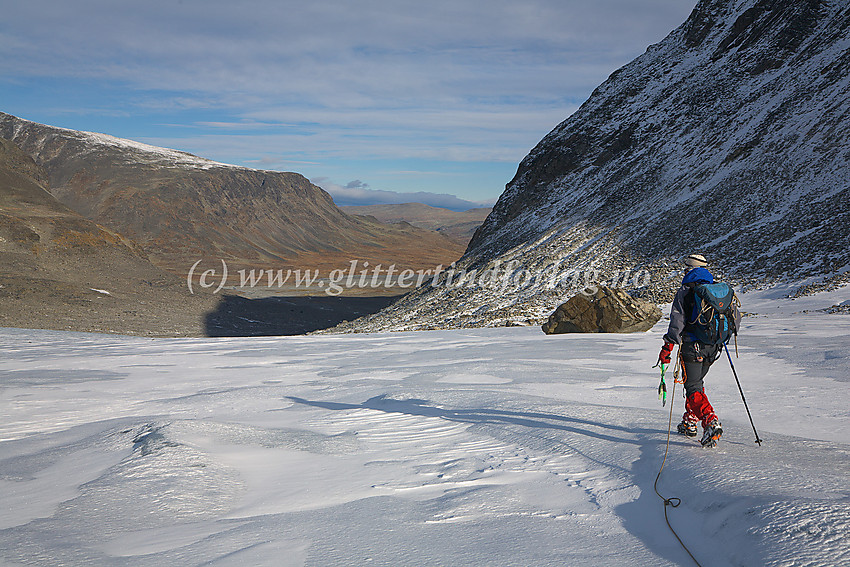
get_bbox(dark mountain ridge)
[470,0,848,276]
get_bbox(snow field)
[0,289,849,565]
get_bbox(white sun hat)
[684,253,708,267]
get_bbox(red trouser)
[681,341,721,427]
[684,390,717,428]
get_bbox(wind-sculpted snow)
[348,0,850,332]
[1,288,849,566]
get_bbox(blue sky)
[1,0,696,210]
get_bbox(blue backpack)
[687,282,740,344]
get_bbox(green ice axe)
[653,362,668,406]
[658,363,668,406]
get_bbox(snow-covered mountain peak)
[2,112,236,171]
[76,130,232,170]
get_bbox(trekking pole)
[723,343,763,446]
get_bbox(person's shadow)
[286,394,654,447]
[287,393,707,565]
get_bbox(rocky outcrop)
[327,0,850,333]
[541,287,661,334]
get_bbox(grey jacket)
[663,285,690,344]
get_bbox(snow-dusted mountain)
[0,112,464,279]
[337,0,850,332]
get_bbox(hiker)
[657,254,740,447]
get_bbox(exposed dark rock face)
[329,0,850,333]
[472,0,848,275]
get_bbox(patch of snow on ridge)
[77,131,236,170]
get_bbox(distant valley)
[341,203,492,246]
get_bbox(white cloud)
[1,1,695,105]
[0,0,697,202]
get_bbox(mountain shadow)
[204,294,403,337]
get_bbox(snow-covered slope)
[345,0,850,332]
[1,290,849,566]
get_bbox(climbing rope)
[653,348,703,567]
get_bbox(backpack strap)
[685,287,701,325]
[682,288,700,341]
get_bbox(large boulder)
[542,286,661,334]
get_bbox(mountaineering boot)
[677,413,699,437]
[701,419,723,447]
